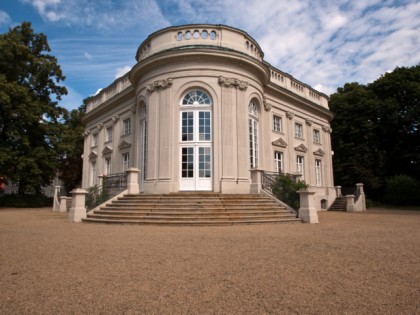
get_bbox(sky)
[0,0,419,111]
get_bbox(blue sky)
[0,0,419,111]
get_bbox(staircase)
[328,196,346,211]
[82,193,302,225]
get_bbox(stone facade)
[82,24,335,209]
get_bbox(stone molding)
[88,151,98,159]
[118,140,132,151]
[218,76,248,90]
[102,146,113,155]
[294,144,308,153]
[272,138,287,148]
[147,78,173,92]
[313,148,325,156]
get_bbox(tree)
[57,103,85,193]
[0,22,68,194]
[330,65,420,199]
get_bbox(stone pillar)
[298,188,319,223]
[69,189,88,223]
[250,169,262,194]
[335,186,342,197]
[356,183,366,211]
[53,186,61,212]
[127,168,140,195]
[59,196,70,212]
[346,195,355,212]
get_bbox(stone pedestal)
[69,189,88,223]
[346,195,355,212]
[335,186,342,197]
[250,169,262,194]
[59,196,70,212]
[126,168,140,194]
[298,188,319,224]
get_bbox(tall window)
[104,157,111,175]
[295,123,303,139]
[90,161,97,186]
[123,153,130,172]
[123,118,131,135]
[313,129,321,144]
[296,155,304,179]
[106,126,113,142]
[315,159,322,186]
[91,133,98,147]
[273,115,282,132]
[274,151,283,173]
[249,100,259,168]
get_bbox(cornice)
[265,82,334,121]
[130,48,269,86]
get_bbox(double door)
[180,110,212,191]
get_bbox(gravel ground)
[0,207,419,315]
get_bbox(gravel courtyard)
[0,207,419,314]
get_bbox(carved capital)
[218,76,248,90]
[84,130,91,137]
[97,123,103,130]
[263,97,272,111]
[322,125,332,133]
[112,115,119,122]
[305,119,313,126]
[147,78,173,92]
[286,111,295,120]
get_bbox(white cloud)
[115,66,131,79]
[84,52,92,60]
[20,0,170,31]
[59,85,84,111]
[0,10,11,26]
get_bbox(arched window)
[249,99,259,168]
[182,90,212,106]
[180,89,213,191]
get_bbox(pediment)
[313,148,325,156]
[118,140,132,150]
[102,146,113,155]
[294,144,308,153]
[89,151,98,159]
[272,138,287,148]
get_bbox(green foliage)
[0,194,53,208]
[85,185,109,210]
[384,175,420,206]
[271,174,308,210]
[0,22,68,194]
[330,65,420,199]
[57,103,86,192]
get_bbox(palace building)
[81,24,335,209]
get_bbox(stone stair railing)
[332,184,366,212]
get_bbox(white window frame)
[313,129,321,144]
[122,153,130,172]
[106,126,113,142]
[273,115,282,132]
[91,133,98,147]
[123,118,131,135]
[104,157,111,175]
[315,159,322,186]
[249,100,259,169]
[296,155,304,179]
[295,123,303,139]
[274,151,283,173]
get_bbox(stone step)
[93,209,291,216]
[82,217,302,226]
[85,193,301,226]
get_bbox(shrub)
[0,194,53,208]
[384,175,420,206]
[271,174,308,210]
